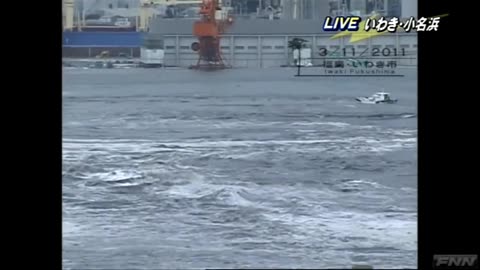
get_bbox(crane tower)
[190,0,233,70]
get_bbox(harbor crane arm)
[139,0,220,31]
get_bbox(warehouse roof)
[149,18,335,35]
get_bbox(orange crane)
[190,0,233,70]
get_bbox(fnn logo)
[433,254,478,269]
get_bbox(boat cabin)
[373,92,392,100]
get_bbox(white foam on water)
[400,187,417,193]
[293,121,351,127]
[390,129,417,136]
[391,138,417,143]
[64,121,84,126]
[165,173,213,198]
[63,220,86,237]
[212,121,283,128]
[297,129,317,133]
[114,182,144,187]
[339,179,392,190]
[63,138,153,143]
[219,187,256,207]
[80,170,143,182]
[63,136,416,148]
[62,136,417,164]
[262,209,417,252]
[163,174,268,208]
[63,141,194,153]
[219,151,266,160]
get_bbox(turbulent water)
[63,68,417,269]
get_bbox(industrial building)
[63,0,418,68]
[146,18,417,68]
[64,0,418,30]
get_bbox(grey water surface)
[63,68,417,269]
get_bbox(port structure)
[190,0,233,70]
[139,0,205,31]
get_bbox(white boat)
[356,92,397,104]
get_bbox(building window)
[221,46,230,50]
[274,46,284,49]
[262,46,272,49]
[400,44,410,48]
[235,46,244,49]
[165,46,175,49]
[180,46,189,49]
[248,46,257,50]
[387,0,401,18]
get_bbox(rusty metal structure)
[190,0,233,70]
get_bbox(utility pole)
[292,0,298,19]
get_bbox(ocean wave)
[328,178,392,193]
[63,137,416,149]
[321,113,417,120]
[164,177,258,208]
[261,210,416,252]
